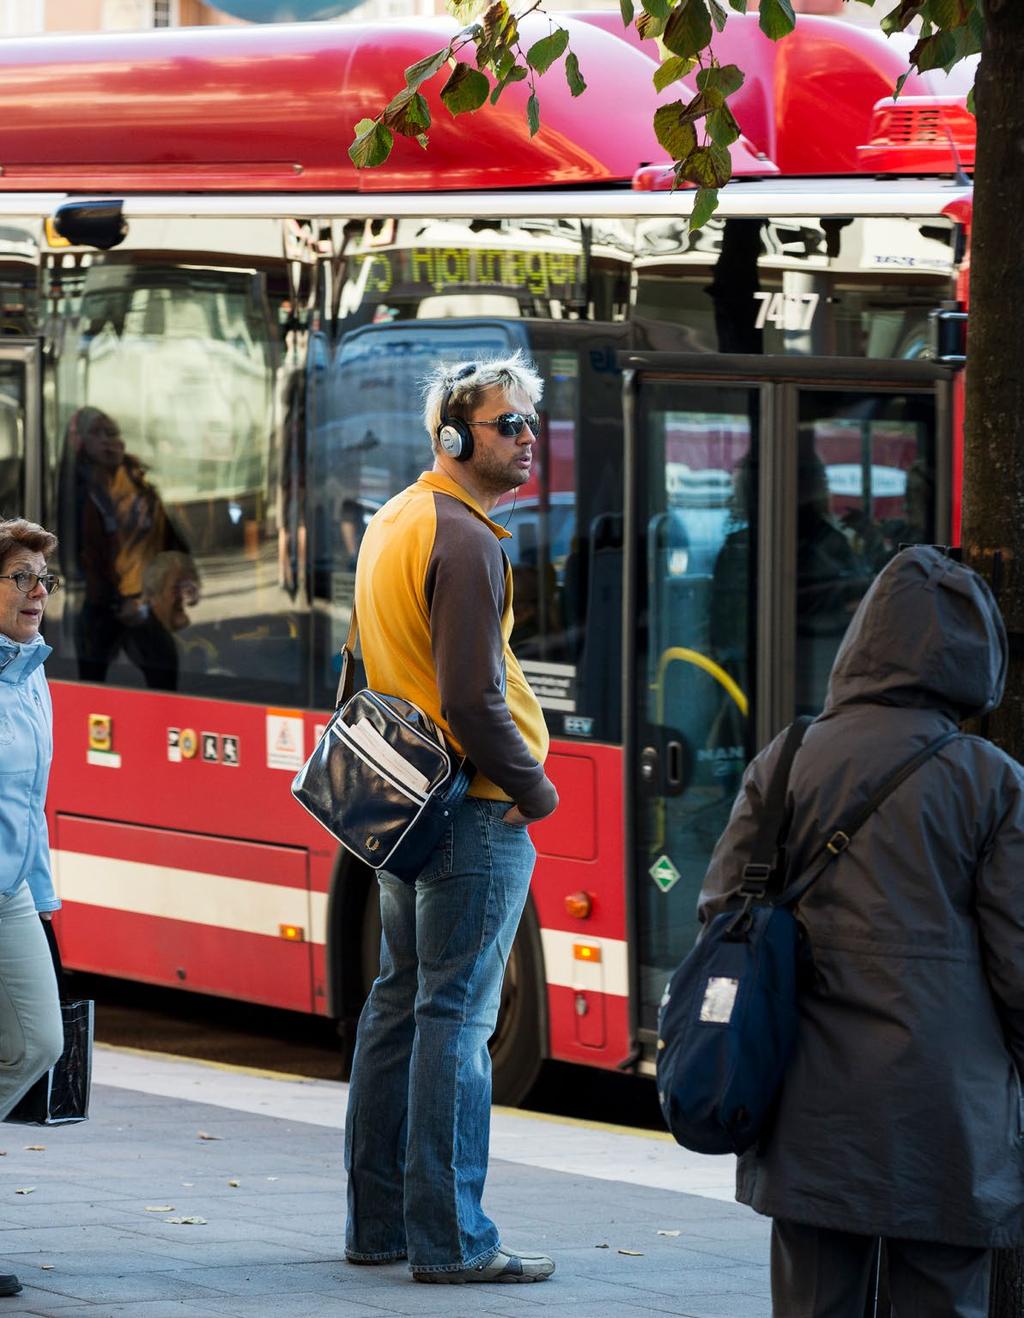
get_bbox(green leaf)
[708,0,728,29]
[475,0,518,71]
[565,51,587,97]
[527,91,541,136]
[620,0,634,23]
[526,28,569,75]
[894,67,912,98]
[416,133,429,150]
[641,0,671,17]
[653,54,696,92]
[381,87,431,136]
[697,62,744,101]
[403,47,450,90]
[440,62,490,115]
[682,142,732,187]
[653,101,699,159]
[758,0,796,40]
[636,10,666,39]
[707,103,740,146]
[349,120,394,169]
[923,0,968,25]
[489,63,527,105]
[689,186,719,232]
[909,28,957,72]
[662,0,713,58]
[880,0,925,36]
[966,83,974,116]
[726,0,747,9]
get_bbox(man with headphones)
[344,351,559,1285]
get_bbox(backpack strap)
[776,728,959,908]
[738,716,814,903]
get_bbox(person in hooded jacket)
[699,545,1024,1318]
[0,518,65,1300]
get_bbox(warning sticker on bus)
[519,661,576,713]
[266,710,305,772]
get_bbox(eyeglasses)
[0,571,61,595]
[466,413,540,439]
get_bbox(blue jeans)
[344,797,536,1273]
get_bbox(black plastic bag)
[5,922,93,1126]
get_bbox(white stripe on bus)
[52,850,327,944]
[52,851,630,997]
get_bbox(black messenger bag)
[291,607,473,883]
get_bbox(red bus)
[0,13,975,1101]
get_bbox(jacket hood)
[824,546,1006,720]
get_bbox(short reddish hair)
[0,518,58,571]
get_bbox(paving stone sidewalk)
[0,1081,770,1318]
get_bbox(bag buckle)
[826,830,850,855]
[739,862,772,895]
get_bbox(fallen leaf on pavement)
[227,1179,240,1188]
[618,1249,644,1256]
[24,1146,45,1152]
[657,1230,681,1237]
[145,1206,175,1213]
[39,1265,54,1271]
[197,1131,221,1141]
[14,1188,35,1195]
[164,1216,207,1226]
[594,1243,609,1249]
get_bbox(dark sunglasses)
[466,412,540,439]
[0,571,61,595]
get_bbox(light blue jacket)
[0,633,59,912]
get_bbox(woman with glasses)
[0,519,65,1300]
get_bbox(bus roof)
[0,17,771,194]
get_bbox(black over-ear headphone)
[436,363,478,462]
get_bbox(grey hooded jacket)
[699,546,1024,1247]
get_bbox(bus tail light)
[573,942,601,963]
[279,924,305,942]
[565,891,592,919]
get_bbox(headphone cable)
[500,489,518,530]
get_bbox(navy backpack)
[656,720,957,1156]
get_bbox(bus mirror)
[52,200,127,251]
[929,304,967,367]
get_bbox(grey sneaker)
[413,1247,555,1284]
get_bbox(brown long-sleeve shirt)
[353,470,556,819]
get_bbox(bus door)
[623,355,952,1039]
[0,340,41,521]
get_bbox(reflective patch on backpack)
[699,976,739,1024]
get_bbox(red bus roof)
[573,11,975,179]
[0,18,770,193]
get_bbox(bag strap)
[776,728,959,908]
[40,918,66,1002]
[737,716,813,904]
[335,605,360,709]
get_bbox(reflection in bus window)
[48,247,306,705]
[796,391,935,711]
[0,363,24,516]
[58,406,191,690]
[633,214,957,358]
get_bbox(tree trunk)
[959,1,1024,1314]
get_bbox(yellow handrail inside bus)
[653,647,748,718]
